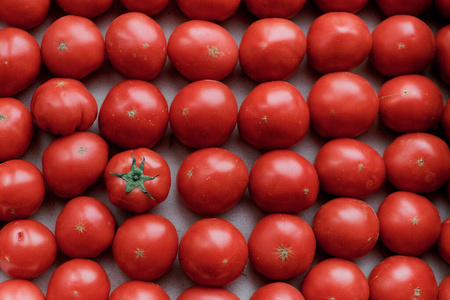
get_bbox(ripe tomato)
[46,258,110,300]
[438,217,450,264]
[98,80,169,149]
[435,25,450,86]
[248,150,319,213]
[301,258,369,300]
[250,282,305,300]
[112,214,178,281]
[178,286,239,300]
[0,279,45,300]
[243,0,306,19]
[312,197,379,260]
[0,219,57,279]
[104,148,171,213]
[109,281,170,300]
[378,74,444,133]
[374,0,432,16]
[55,196,116,258]
[0,0,50,29]
[168,20,238,81]
[314,138,386,199]
[311,0,369,12]
[442,99,450,141]
[0,160,45,222]
[248,213,316,280]
[105,12,167,81]
[176,0,241,21]
[42,131,109,199]
[383,132,450,193]
[307,72,378,138]
[438,276,450,300]
[177,147,248,215]
[55,0,113,18]
[30,78,98,136]
[178,218,248,287]
[0,97,33,162]
[307,12,372,74]
[238,81,309,149]
[368,255,438,300]
[119,0,169,16]
[436,0,450,19]
[41,15,105,79]
[0,28,41,97]
[239,18,306,82]
[370,15,435,77]
[169,80,238,149]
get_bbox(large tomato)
[311,0,369,12]
[250,282,305,300]
[55,0,113,18]
[178,286,239,300]
[243,0,306,19]
[374,0,432,16]
[436,0,450,19]
[0,279,45,300]
[176,0,241,21]
[0,0,50,29]
[438,217,450,264]
[438,276,450,300]
[119,0,169,16]
[109,281,170,300]
[435,25,450,85]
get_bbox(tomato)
[438,217,450,264]
[0,279,45,300]
[0,97,33,162]
[41,15,105,79]
[55,0,113,18]
[0,220,57,279]
[168,20,238,81]
[239,18,306,82]
[46,258,110,300]
[314,138,386,199]
[368,255,438,300]
[112,214,178,281]
[42,131,109,199]
[178,286,239,300]
[30,78,98,136]
[301,258,370,300]
[307,72,378,138]
[177,147,248,215]
[248,150,319,213]
[0,28,41,97]
[383,132,450,193]
[105,12,167,81]
[307,12,372,74]
[243,0,306,19]
[169,80,238,149]
[438,276,450,300]
[374,0,432,16]
[378,74,444,133]
[98,80,168,149]
[442,99,450,141]
[119,0,169,16]
[109,281,170,300]
[0,160,45,222]
[436,0,450,19]
[370,15,435,77]
[312,197,379,260]
[104,148,171,213]
[178,218,248,287]
[176,0,241,21]
[55,196,115,258]
[248,213,316,280]
[311,0,369,13]
[0,0,50,29]
[238,81,309,149]
[435,25,450,86]
[250,282,304,300]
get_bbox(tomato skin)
[442,99,450,141]
[176,0,241,21]
[55,0,113,18]
[250,282,304,300]
[0,97,34,162]
[109,280,170,300]
[178,286,239,300]
[436,0,450,19]
[243,0,306,19]
[0,279,45,300]
[378,74,444,133]
[438,276,450,300]
[435,25,450,86]
[119,0,169,16]
[0,0,50,29]
[239,18,306,82]
[438,217,450,264]
[178,218,248,287]
[374,0,432,16]
[0,220,57,279]
[105,12,167,81]
[30,78,98,136]
[311,0,369,13]
[0,28,41,97]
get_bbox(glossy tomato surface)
[109,280,170,300]
[244,0,306,19]
[250,282,304,300]
[0,279,45,300]
[119,0,169,16]
[0,0,50,29]
[176,0,241,21]
[438,276,450,300]
[438,217,450,264]
[436,24,450,85]
[55,0,113,18]
[178,286,239,300]
[311,0,369,12]
[375,0,432,16]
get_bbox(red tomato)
[99,80,169,149]
[41,15,105,79]
[0,279,45,300]
[112,214,178,281]
[169,80,238,149]
[0,0,50,29]
[104,148,171,213]
[176,0,241,21]
[55,0,113,18]
[119,0,169,16]
[248,213,316,280]
[178,218,248,287]
[250,282,305,300]
[42,131,109,199]
[438,217,450,264]
[311,0,369,12]
[438,276,450,300]
[378,74,444,133]
[248,150,319,213]
[105,12,167,81]
[370,15,435,77]
[442,99,450,141]
[383,132,450,193]
[0,97,34,162]
[55,196,115,258]
[178,286,239,300]
[0,28,41,97]
[307,12,372,74]
[177,147,248,215]
[168,20,238,81]
[46,258,110,300]
[0,220,57,279]
[239,18,306,82]
[301,258,370,300]
[243,0,306,18]
[30,78,98,136]
[312,197,379,260]
[368,255,438,300]
[436,0,450,19]
[109,281,170,300]
[0,160,45,222]
[374,0,432,16]
[307,72,378,138]
[314,138,386,199]
[435,25,450,85]
[238,81,309,149]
